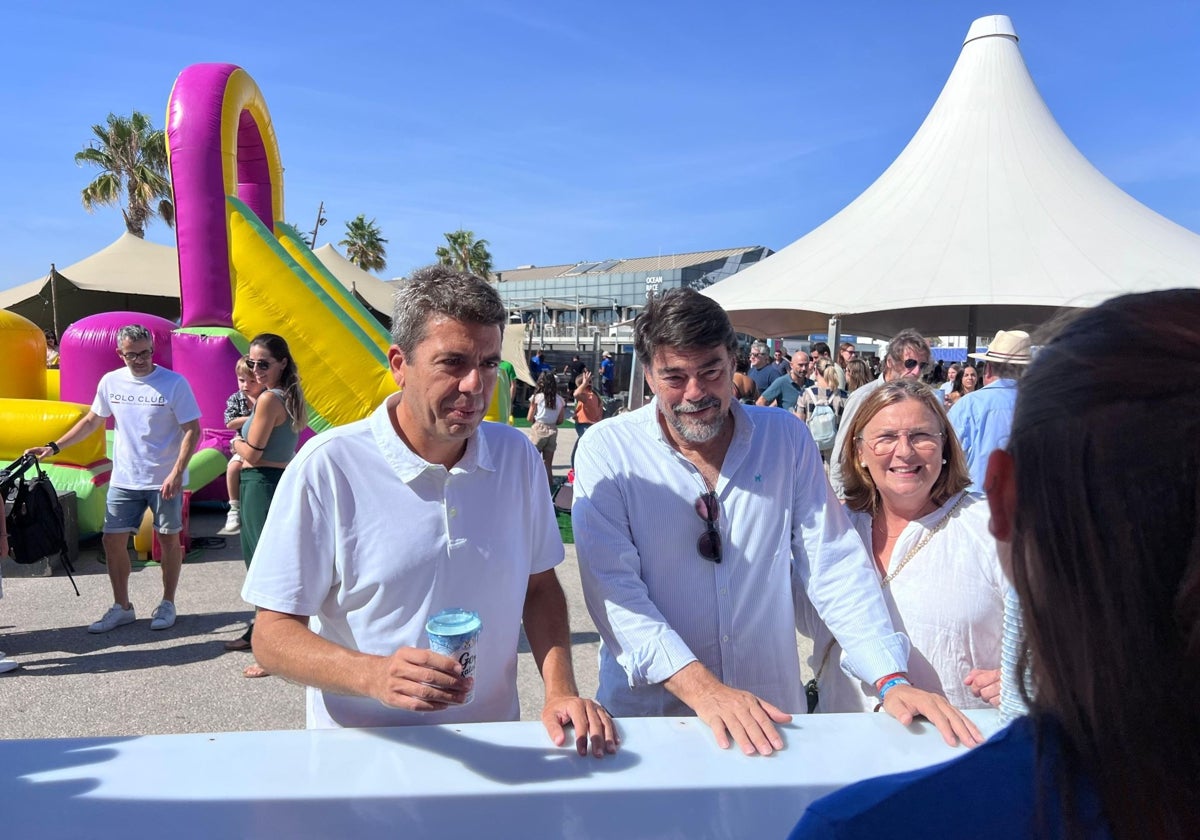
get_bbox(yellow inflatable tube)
[230,197,514,430]
[0,399,106,466]
[230,198,393,431]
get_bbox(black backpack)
[2,454,80,595]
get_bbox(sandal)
[243,664,270,678]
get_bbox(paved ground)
[0,423,811,741]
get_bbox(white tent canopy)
[705,15,1200,338]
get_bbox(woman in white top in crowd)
[792,289,1200,839]
[527,371,565,488]
[939,362,960,404]
[803,379,1005,712]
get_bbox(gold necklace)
[878,492,969,588]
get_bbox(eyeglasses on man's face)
[245,359,275,371]
[694,491,722,563]
[902,358,930,374]
[858,429,944,456]
[119,349,152,362]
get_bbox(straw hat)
[969,330,1032,365]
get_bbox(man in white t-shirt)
[243,264,617,757]
[28,325,201,634]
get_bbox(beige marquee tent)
[1,234,398,334]
[0,233,181,335]
[704,15,1200,339]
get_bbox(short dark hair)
[840,380,969,516]
[391,264,506,356]
[633,288,737,368]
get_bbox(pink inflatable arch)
[166,63,283,329]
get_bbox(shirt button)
[722,634,730,642]
[449,508,458,517]
[719,587,728,596]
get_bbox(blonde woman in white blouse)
[802,379,1005,712]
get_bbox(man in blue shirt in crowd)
[948,329,1031,491]
[756,350,812,411]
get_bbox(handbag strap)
[879,492,969,588]
[812,493,968,686]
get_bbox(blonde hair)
[815,358,843,390]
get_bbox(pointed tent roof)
[705,15,1200,338]
[311,244,398,316]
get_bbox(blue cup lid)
[426,608,481,636]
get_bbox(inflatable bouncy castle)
[1,64,513,537]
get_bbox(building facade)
[494,246,771,338]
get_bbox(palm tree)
[435,229,494,279]
[339,215,388,272]
[75,111,174,237]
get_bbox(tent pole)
[827,315,841,359]
[49,263,60,339]
[966,305,978,357]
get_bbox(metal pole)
[966,305,979,356]
[49,263,59,339]
[827,315,841,359]
[310,201,327,248]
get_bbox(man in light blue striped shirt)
[573,289,983,757]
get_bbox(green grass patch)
[557,511,574,544]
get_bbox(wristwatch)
[46,441,60,455]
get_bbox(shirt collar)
[370,392,496,484]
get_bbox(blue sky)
[1,1,1197,290]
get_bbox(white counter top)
[3,710,1001,839]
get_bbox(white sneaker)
[150,600,177,631]
[88,604,135,634]
[0,658,18,674]
[218,509,240,535]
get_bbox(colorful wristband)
[878,676,911,701]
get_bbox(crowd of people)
[1,272,1196,836]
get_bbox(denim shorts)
[104,486,184,535]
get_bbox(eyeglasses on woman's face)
[858,429,944,456]
[245,358,275,371]
[694,491,722,563]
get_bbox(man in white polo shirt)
[244,264,615,757]
[28,324,201,634]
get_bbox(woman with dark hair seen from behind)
[527,370,565,488]
[224,333,307,677]
[844,358,872,393]
[791,289,1200,839]
[801,379,1003,712]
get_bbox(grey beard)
[661,398,725,444]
